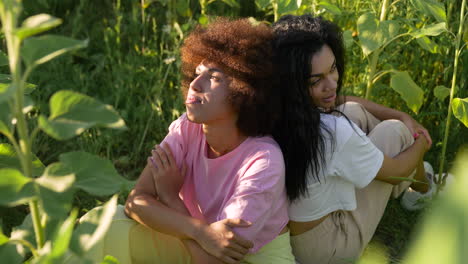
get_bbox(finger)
[162,142,177,167]
[223,248,245,261]
[233,234,254,249]
[151,148,164,169]
[220,255,239,264]
[155,145,170,168]
[422,130,432,147]
[224,218,252,227]
[227,242,250,255]
[147,157,158,172]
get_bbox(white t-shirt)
[288,114,384,222]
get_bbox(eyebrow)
[196,66,224,74]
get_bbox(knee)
[373,120,413,146]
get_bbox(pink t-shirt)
[161,114,289,253]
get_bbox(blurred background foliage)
[0,0,466,262]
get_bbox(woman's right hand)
[194,219,254,263]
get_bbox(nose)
[325,74,338,92]
[189,75,202,92]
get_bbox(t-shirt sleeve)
[159,114,188,169]
[333,121,384,189]
[218,148,287,252]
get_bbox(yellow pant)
[85,205,295,264]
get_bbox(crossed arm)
[124,145,253,264]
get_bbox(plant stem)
[273,0,278,22]
[365,0,391,99]
[437,0,466,185]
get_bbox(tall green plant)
[437,0,467,186]
[0,0,129,262]
[356,0,447,114]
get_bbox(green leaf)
[434,85,450,101]
[39,90,126,140]
[410,22,447,38]
[357,13,399,56]
[0,101,12,137]
[452,98,468,128]
[15,14,62,40]
[59,151,128,195]
[40,209,78,263]
[36,163,75,217]
[416,36,439,53]
[343,30,354,49]
[175,0,191,17]
[0,50,8,67]
[390,71,424,114]
[21,35,88,68]
[410,0,446,23]
[0,243,23,264]
[70,196,118,256]
[0,143,45,177]
[318,1,342,15]
[221,0,240,8]
[101,255,120,264]
[277,0,301,15]
[10,214,35,256]
[0,227,8,245]
[0,168,36,206]
[0,82,15,103]
[255,0,271,9]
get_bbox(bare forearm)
[124,190,201,240]
[376,137,427,184]
[182,240,224,264]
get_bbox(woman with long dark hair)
[273,15,434,263]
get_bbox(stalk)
[365,0,391,99]
[437,0,466,185]
[0,1,45,249]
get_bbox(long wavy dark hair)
[272,15,346,202]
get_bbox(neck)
[203,120,246,158]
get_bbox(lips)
[323,94,336,103]
[185,95,202,104]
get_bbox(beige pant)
[291,102,415,264]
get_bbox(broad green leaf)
[452,98,468,128]
[59,151,128,195]
[390,71,424,113]
[101,255,120,264]
[0,168,36,206]
[416,36,439,53]
[410,0,446,23]
[0,143,45,177]
[0,82,15,103]
[434,85,450,101]
[39,90,126,140]
[277,0,301,15]
[0,227,7,245]
[0,243,23,264]
[357,13,399,56]
[10,214,35,256]
[36,163,75,217]
[0,50,8,67]
[37,209,78,263]
[175,0,191,17]
[21,35,88,67]
[410,22,447,38]
[70,196,118,256]
[318,1,342,15]
[255,0,271,9]
[15,14,62,40]
[343,30,354,49]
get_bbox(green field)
[0,0,467,263]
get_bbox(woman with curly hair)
[272,15,434,263]
[82,18,295,264]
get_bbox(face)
[308,45,339,110]
[185,62,236,125]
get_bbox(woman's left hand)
[400,114,432,147]
[147,143,187,205]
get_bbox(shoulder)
[320,114,364,147]
[244,136,284,163]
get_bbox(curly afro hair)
[180,17,280,137]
